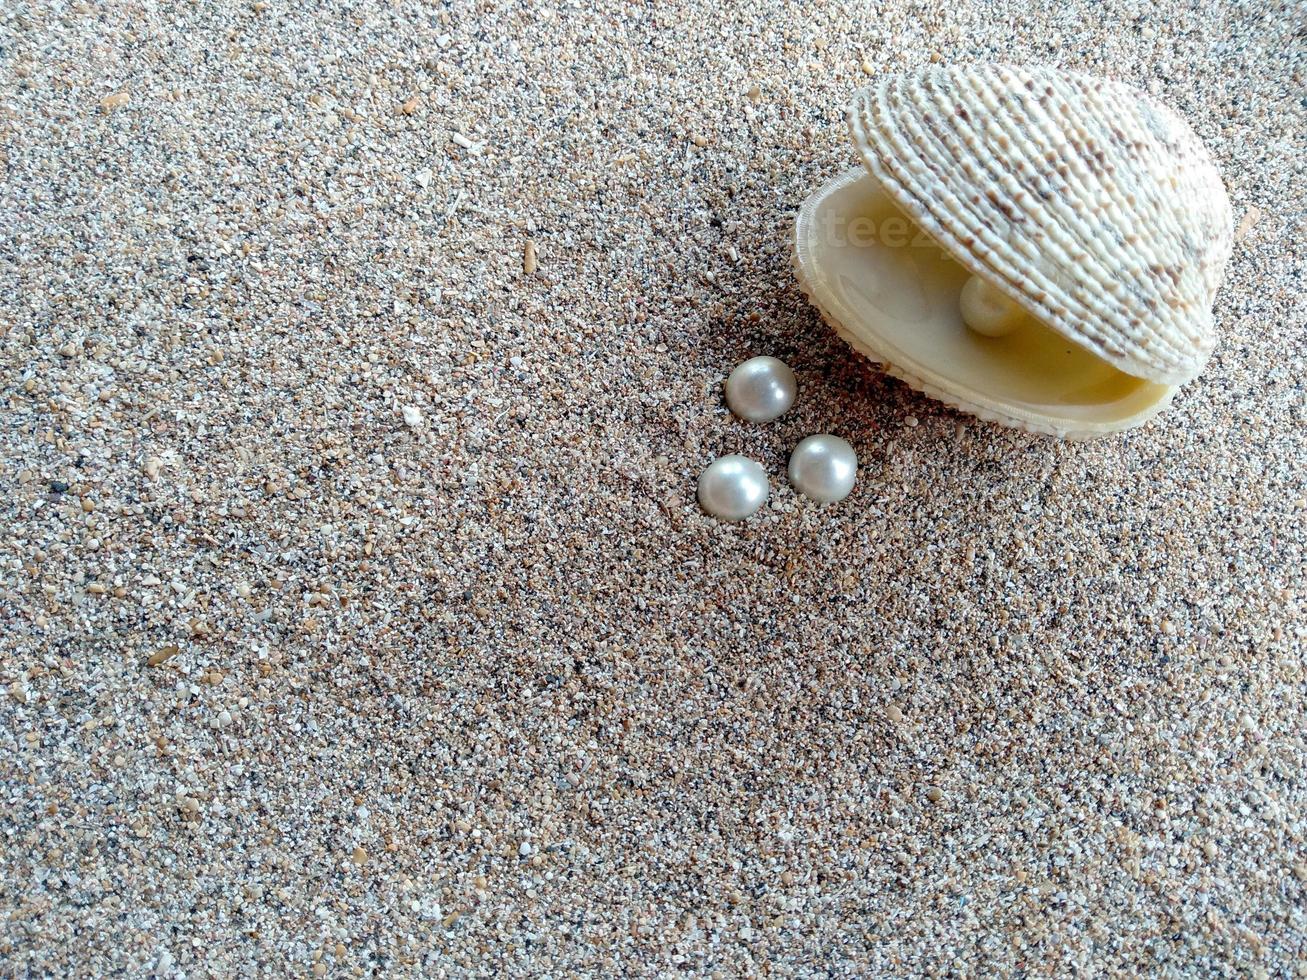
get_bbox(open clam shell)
[794,64,1233,438]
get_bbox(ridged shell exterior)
[848,65,1233,385]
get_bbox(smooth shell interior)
[794,169,1176,436]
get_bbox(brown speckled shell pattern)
[849,65,1233,385]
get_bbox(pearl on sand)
[788,435,857,503]
[697,454,769,521]
[725,356,797,423]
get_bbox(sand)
[1,0,1303,975]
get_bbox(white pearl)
[697,455,769,522]
[725,356,796,423]
[960,275,1022,338]
[788,435,857,503]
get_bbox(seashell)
[793,64,1233,437]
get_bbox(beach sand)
[1,0,1303,973]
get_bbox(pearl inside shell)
[959,275,1023,338]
